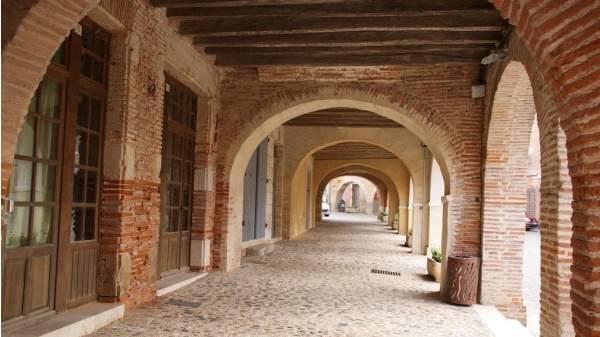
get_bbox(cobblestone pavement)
[523,230,541,336]
[91,213,494,337]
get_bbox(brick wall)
[483,32,575,335]
[487,1,600,333]
[214,64,483,269]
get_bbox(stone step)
[473,305,534,337]
[246,243,275,257]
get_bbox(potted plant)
[381,211,388,222]
[427,247,442,282]
[406,228,413,247]
[392,213,399,230]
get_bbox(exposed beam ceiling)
[284,108,403,128]
[151,0,510,67]
[312,142,397,160]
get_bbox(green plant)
[6,233,28,247]
[431,248,442,263]
[393,213,399,222]
[381,211,388,216]
[408,228,413,236]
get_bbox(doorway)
[2,18,109,330]
[158,75,197,277]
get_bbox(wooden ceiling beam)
[204,44,495,56]
[153,0,494,9]
[214,50,488,66]
[178,13,507,35]
[166,7,499,19]
[194,30,504,47]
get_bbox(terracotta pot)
[406,234,412,247]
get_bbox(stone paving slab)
[90,213,494,337]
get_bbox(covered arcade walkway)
[87,213,525,337]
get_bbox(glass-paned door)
[2,17,109,331]
[2,77,64,323]
[159,75,197,277]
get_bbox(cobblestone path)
[91,213,494,337]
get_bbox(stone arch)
[490,3,599,334]
[1,0,99,191]
[315,165,402,222]
[218,94,457,270]
[482,32,574,334]
[328,175,377,213]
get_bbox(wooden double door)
[2,19,109,330]
[158,76,197,277]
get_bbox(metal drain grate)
[371,269,401,276]
[167,299,201,308]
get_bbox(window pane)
[5,206,30,247]
[82,26,94,51]
[84,208,96,240]
[88,134,99,167]
[35,163,56,202]
[51,41,66,65]
[172,185,180,207]
[93,59,104,84]
[90,98,102,132]
[93,38,105,57]
[182,185,190,207]
[173,134,182,157]
[185,139,193,160]
[170,210,179,232]
[32,206,53,245]
[81,53,92,78]
[78,93,90,127]
[182,210,189,232]
[37,120,59,160]
[183,163,191,184]
[166,133,174,157]
[9,160,33,202]
[172,159,181,182]
[40,78,61,118]
[15,116,35,157]
[73,169,85,203]
[162,211,170,233]
[75,131,88,167]
[86,171,97,203]
[71,207,84,242]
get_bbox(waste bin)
[339,200,345,212]
[445,255,479,306]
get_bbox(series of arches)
[2,1,599,335]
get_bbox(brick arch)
[323,173,382,213]
[491,2,598,334]
[482,61,534,323]
[1,0,98,192]
[482,30,575,334]
[217,92,457,270]
[316,165,400,221]
[226,88,458,194]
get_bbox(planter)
[405,234,412,247]
[392,221,398,230]
[427,258,441,282]
[446,255,479,306]
[382,215,388,222]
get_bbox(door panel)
[243,139,269,241]
[158,76,196,277]
[31,255,51,310]
[2,259,26,320]
[243,150,258,241]
[255,139,268,239]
